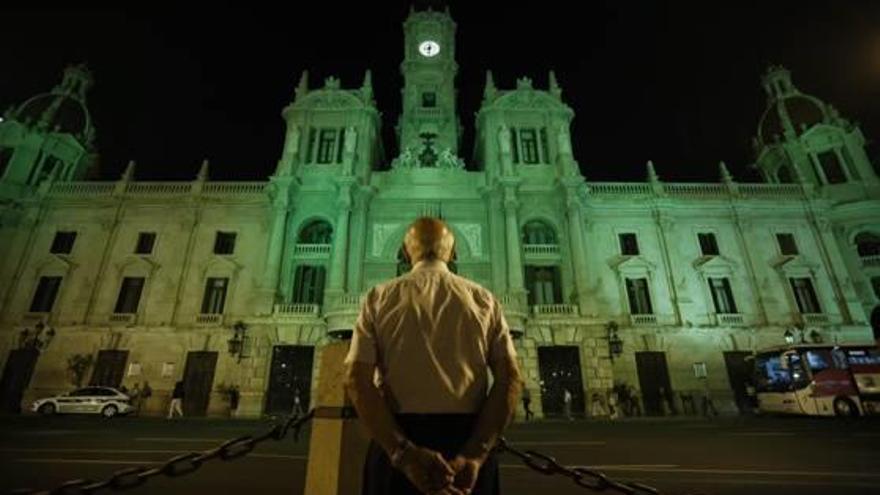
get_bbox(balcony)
[861,255,880,268]
[109,313,137,325]
[274,303,321,317]
[630,314,658,326]
[196,314,223,325]
[293,244,332,258]
[801,313,830,325]
[532,304,579,317]
[716,313,745,326]
[522,244,560,257]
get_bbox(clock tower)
[395,6,461,166]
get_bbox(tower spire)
[295,71,309,101]
[549,70,561,99]
[483,70,497,101]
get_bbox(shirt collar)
[411,259,450,273]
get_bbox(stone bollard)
[303,341,369,495]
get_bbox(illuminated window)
[317,129,337,164]
[520,129,539,164]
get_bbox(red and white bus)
[751,344,880,417]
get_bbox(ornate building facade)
[1,8,878,418]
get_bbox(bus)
[751,343,880,417]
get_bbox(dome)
[758,94,826,144]
[16,93,91,137]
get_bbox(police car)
[32,386,134,418]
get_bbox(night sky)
[2,1,879,183]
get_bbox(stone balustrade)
[293,244,332,257]
[532,304,579,317]
[630,314,658,326]
[274,303,321,316]
[523,244,560,256]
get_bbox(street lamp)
[227,321,248,363]
[783,328,795,345]
[18,322,56,350]
[606,321,623,361]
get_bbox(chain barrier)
[9,410,315,495]
[14,410,670,495]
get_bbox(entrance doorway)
[724,351,755,413]
[537,346,585,417]
[182,351,218,417]
[265,346,314,415]
[635,351,674,416]
[89,350,129,388]
[0,349,40,413]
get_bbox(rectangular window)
[336,127,346,163]
[317,129,337,164]
[776,233,798,256]
[293,265,326,305]
[817,150,846,184]
[520,129,539,164]
[134,232,156,255]
[50,231,77,254]
[422,92,436,108]
[698,232,719,256]
[709,277,738,314]
[524,266,562,305]
[625,278,653,315]
[510,127,519,164]
[30,276,62,312]
[201,277,229,314]
[619,233,639,256]
[539,127,549,164]
[213,231,237,255]
[306,128,317,163]
[114,277,145,314]
[789,277,821,314]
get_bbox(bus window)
[787,353,811,390]
[805,349,831,373]
[846,348,880,365]
[755,354,792,392]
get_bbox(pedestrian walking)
[291,388,305,417]
[129,383,141,416]
[345,217,522,495]
[167,380,184,419]
[141,381,153,414]
[521,385,534,421]
[563,388,573,420]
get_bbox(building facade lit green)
[1,7,878,418]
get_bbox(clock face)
[418,40,440,58]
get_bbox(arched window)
[522,220,557,245]
[297,220,333,244]
[854,232,880,257]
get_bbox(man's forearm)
[346,374,407,455]
[461,370,523,461]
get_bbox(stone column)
[261,205,290,303]
[304,341,369,495]
[562,181,590,314]
[501,181,525,302]
[348,186,373,294]
[327,180,355,295]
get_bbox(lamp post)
[606,321,623,362]
[18,322,56,350]
[228,321,248,363]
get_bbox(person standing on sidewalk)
[563,388,573,420]
[167,380,184,419]
[291,387,305,417]
[521,385,534,421]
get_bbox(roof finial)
[361,69,374,103]
[197,159,210,181]
[295,71,309,100]
[483,70,497,101]
[646,160,660,183]
[549,70,561,99]
[121,160,136,181]
[719,161,734,183]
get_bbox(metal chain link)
[8,409,315,495]
[13,411,672,495]
[494,437,661,495]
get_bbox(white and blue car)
[32,386,134,418]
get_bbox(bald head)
[403,217,455,264]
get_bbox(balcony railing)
[532,304,579,317]
[196,313,223,325]
[339,294,364,308]
[801,313,830,325]
[522,244,560,257]
[630,314,657,326]
[716,313,744,326]
[274,303,321,316]
[109,313,136,325]
[861,255,880,268]
[294,244,332,257]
